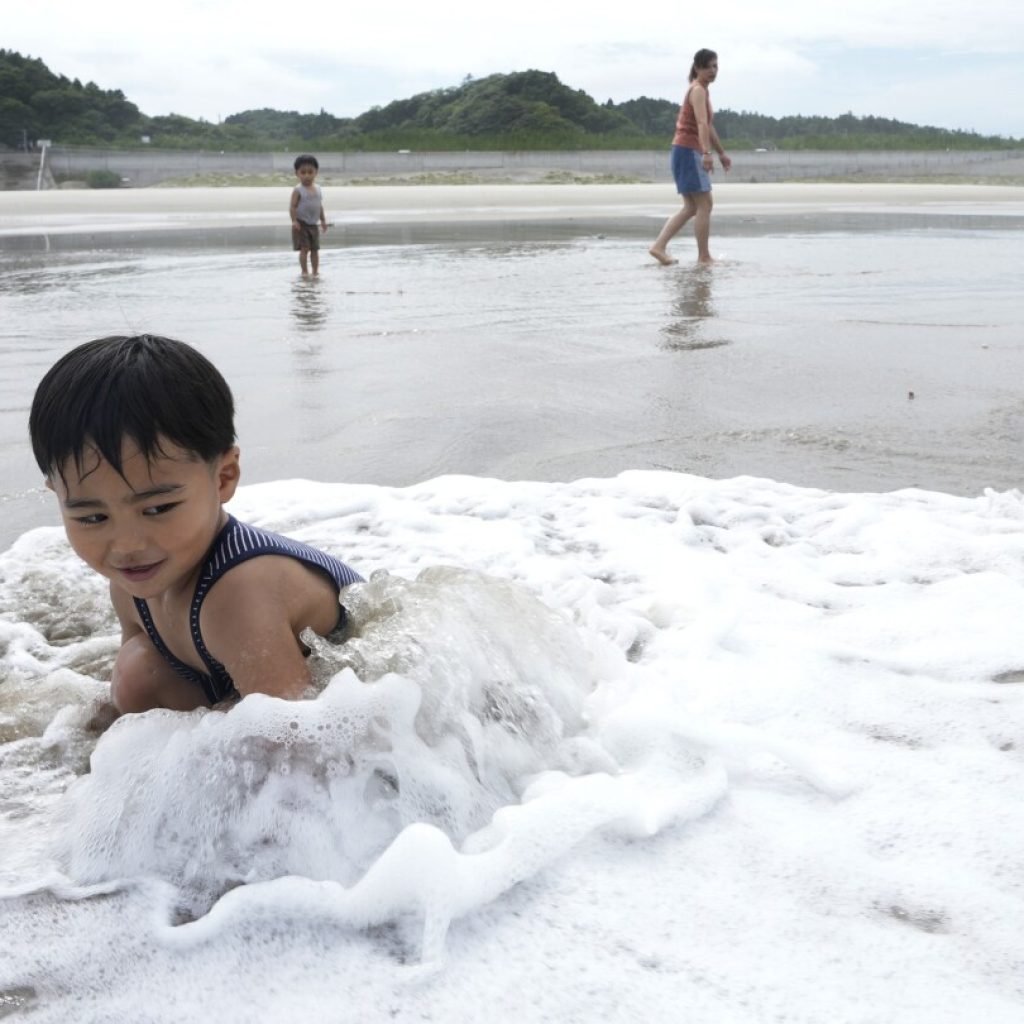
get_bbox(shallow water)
[2,211,1024,1021]
[1,217,1022,550]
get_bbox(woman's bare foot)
[649,247,678,266]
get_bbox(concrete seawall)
[0,151,55,190]
[4,146,1024,189]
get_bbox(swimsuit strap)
[133,515,362,703]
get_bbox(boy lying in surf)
[29,334,362,714]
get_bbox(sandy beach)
[2,182,1024,235]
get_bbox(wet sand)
[3,182,1024,235]
[2,182,1023,553]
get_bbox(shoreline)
[2,183,1022,551]
[2,182,1024,236]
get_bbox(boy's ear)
[44,476,54,493]
[216,447,241,502]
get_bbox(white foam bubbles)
[52,566,626,933]
[3,473,1024,1019]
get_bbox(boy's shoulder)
[199,548,341,651]
[204,550,318,600]
[203,516,358,590]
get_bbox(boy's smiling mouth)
[115,560,165,582]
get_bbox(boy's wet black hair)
[293,154,319,171]
[29,334,236,482]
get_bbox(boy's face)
[296,164,318,186]
[48,437,240,600]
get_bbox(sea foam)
[2,473,1024,1021]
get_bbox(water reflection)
[290,277,328,333]
[661,266,729,351]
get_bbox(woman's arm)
[691,85,711,151]
[709,124,732,171]
[690,86,715,172]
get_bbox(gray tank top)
[293,184,323,225]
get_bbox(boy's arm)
[320,189,327,231]
[289,188,300,231]
[108,584,208,712]
[198,558,336,699]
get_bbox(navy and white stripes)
[134,515,363,703]
[201,518,363,596]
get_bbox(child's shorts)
[671,145,711,194]
[293,221,321,251]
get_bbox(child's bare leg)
[299,248,310,275]
[650,195,697,265]
[111,633,209,714]
[694,192,715,263]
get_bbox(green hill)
[1,49,1019,152]
[607,96,1020,151]
[0,50,141,145]
[354,70,636,137]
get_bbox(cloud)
[4,0,1023,133]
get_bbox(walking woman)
[649,49,731,265]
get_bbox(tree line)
[2,50,1019,153]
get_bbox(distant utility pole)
[20,129,29,153]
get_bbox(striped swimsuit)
[134,515,363,703]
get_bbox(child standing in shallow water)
[290,153,328,275]
[29,334,362,714]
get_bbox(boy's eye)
[143,502,180,517]
[73,513,108,526]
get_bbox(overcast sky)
[6,0,1024,137]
